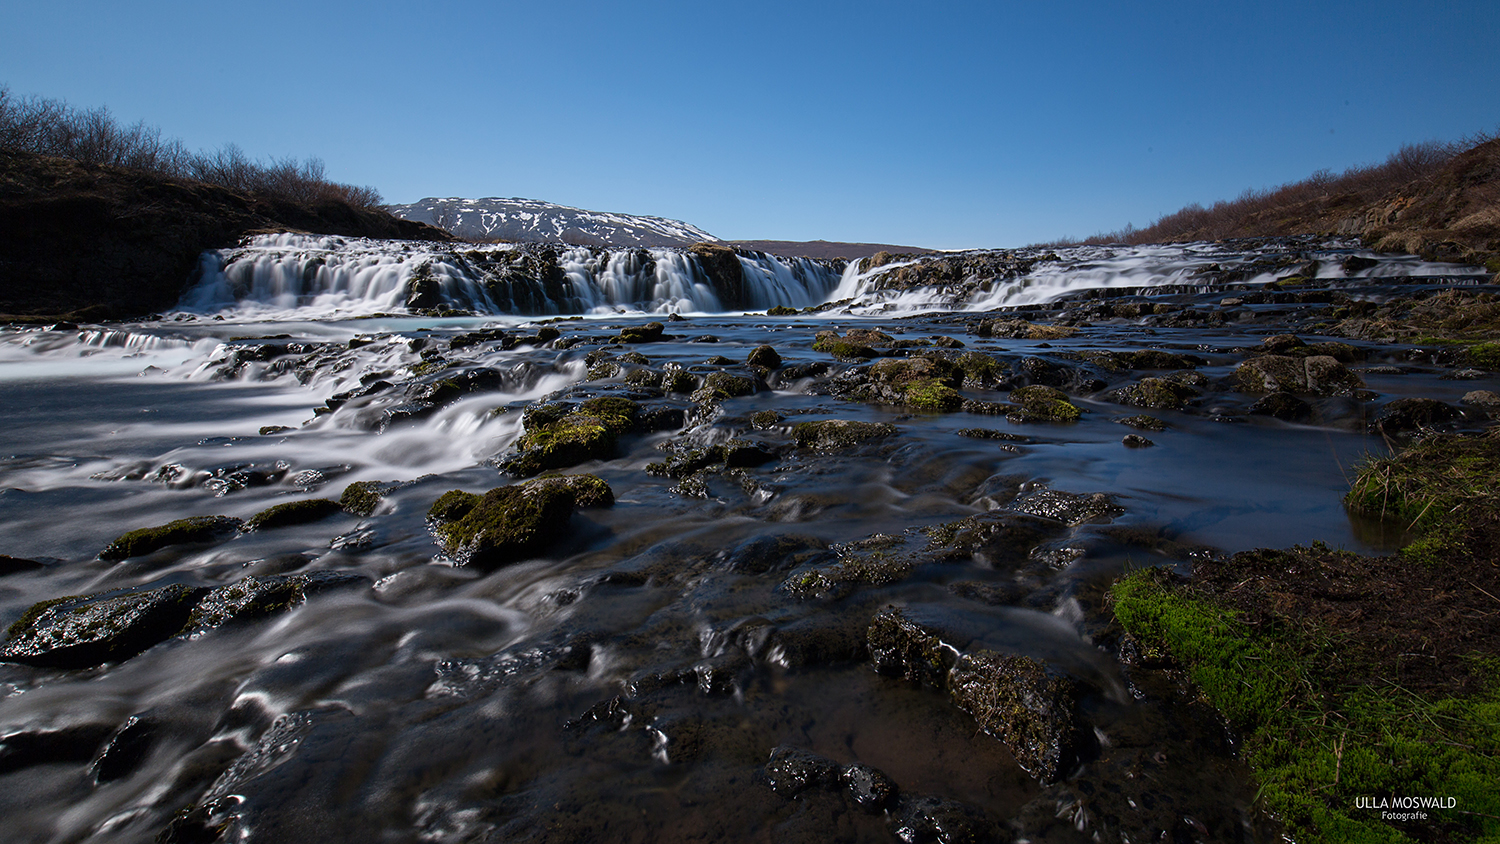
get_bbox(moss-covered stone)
[690,371,757,404]
[614,322,665,344]
[1106,376,1200,410]
[339,481,389,517]
[1116,414,1167,432]
[972,319,1077,340]
[503,400,640,477]
[750,409,784,429]
[99,516,244,561]
[948,650,1087,785]
[1234,354,1364,396]
[747,344,781,368]
[867,605,956,688]
[243,499,343,531]
[766,306,798,316]
[954,351,1008,386]
[427,482,580,567]
[1007,385,1082,422]
[792,420,898,449]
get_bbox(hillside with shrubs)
[0,86,448,320]
[1047,133,1500,273]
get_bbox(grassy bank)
[1112,430,1500,843]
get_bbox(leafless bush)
[0,84,383,208]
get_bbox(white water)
[170,235,1491,323]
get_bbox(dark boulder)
[1,584,205,668]
[1372,397,1458,435]
[948,649,1089,784]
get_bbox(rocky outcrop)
[426,475,614,567]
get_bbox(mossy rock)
[750,409,784,429]
[1116,414,1167,432]
[947,650,1087,785]
[972,319,1077,340]
[813,329,891,360]
[866,605,956,688]
[339,481,392,517]
[503,401,639,477]
[902,379,963,412]
[793,420,898,449]
[614,322,665,344]
[1234,354,1364,397]
[427,481,586,568]
[955,351,1008,386]
[766,306,798,316]
[1106,376,1200,410]
[243,499,344,531]
[1465,342,1500,370]
[1,583,207,668]
[525,474,615,508]
[99,516,244,561]
[1007,385,1082,422]
[747,345,782,368]
[691,371,757,404]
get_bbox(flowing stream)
[0,236,1493,843]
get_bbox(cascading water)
[173,234,1488,321]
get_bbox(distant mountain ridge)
[385,197,719,248]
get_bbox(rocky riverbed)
[0,236,1496,843]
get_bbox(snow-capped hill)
[385,197,720,247]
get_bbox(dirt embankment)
[0,150,453,321]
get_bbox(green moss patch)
[792,420,898,449]
[1007,385,1082,422]
[99,515,244,561]
[244,499,343,531]
[1113,564,1500,843]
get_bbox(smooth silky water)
[0,238,1493,842]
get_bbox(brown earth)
[1178,516,1500,700]
[728,239,932,260]
[0,149,453,321]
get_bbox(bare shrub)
[0,84,383,208]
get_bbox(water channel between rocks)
[0,238,1495,843]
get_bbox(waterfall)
[176,235,846,318]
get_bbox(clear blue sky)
[4,0,1497,249]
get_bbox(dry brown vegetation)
[0,85,382,208]
[1045,131,1500,267]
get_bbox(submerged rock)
[1249,391,1313,421]
[1372,397,1458,435]
[99,515,243,560]
[188,572,368,632]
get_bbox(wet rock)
[891,793,999,844]
[243,498,344,531]
[948,649,1088,784]
[99,515,244,560]
[0,554,45,576]
[1249,391,1313,421]
[691,371,758,404]
[764,745,841,797]
[1006,385,1081,423]
[90,713,158,783]
[1122,434,1155,448]
[867,356,964,411]
[972,318,1076,340]
[766,305,798,316]
[188,571,369,632]
[0,722,115,774]
[793,419,898,449]
[1372,397,1458,435]
[1116,414,1166,432]
[747,344,782,368]
[338,480,396,516]
[867,605,958,687]
[1107,376,1200,410]
[842,762,899,812]
[500,397,639,477]
[750,409,784,429]
[812,329,885,359]
[1462,390,1500,411]
[613,321,665,343]
[1,583,205,668]
[1234,354,1364,396]
[426,475,611,567]
[1010,486,1122,526]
